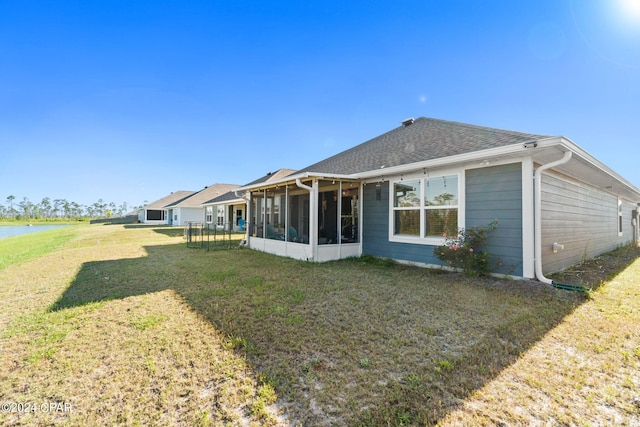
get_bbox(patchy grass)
[0,225,82,270]
[0,224,638,426]
[441,244,640,426]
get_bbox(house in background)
[138,190,195,224]
[202,169,296,231]
[165,183,240,226]
[238,117,640,282]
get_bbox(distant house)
[138,191,195,224]
[165,184,240,226]
[237,117,640,281]
[202,169,296,232]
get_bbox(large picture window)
[391,174,459,242]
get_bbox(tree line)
[0,195,140,220]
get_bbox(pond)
[0,225,69,239]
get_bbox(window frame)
[618,198,623,237]
[388,169,463,245]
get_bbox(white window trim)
[618,198,623,237]
[205,206,213,224]
[388,169,465,246]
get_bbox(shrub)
[433,220,498,277]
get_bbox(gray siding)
[466,163,523,276]
[362,162,525,276]
[541,171,633,273]
[362,182,442,265]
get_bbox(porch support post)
[246,192,252,247]
[295,178,317,261]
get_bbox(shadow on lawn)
[47,241,639,425]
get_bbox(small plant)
[301,357,323,374]
[433,219,498,277]
[436,359,455,372]
[359,357,370,368]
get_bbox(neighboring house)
[165,183,240,226]
[202,169,296,231]
[138,191,195,224]
[237,117,640,281]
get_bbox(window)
[205,206,213,224]
[146,209,165,221]
[217,206,225,227]
[391,174,459,242]
[424,175,458,238]
[393,180,421,236]
[618,198,623,236]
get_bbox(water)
[0,225,69,239]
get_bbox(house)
[237,117,640,281]
[202,169,296,231]
[165,183,240,226]
[138,191,195,224]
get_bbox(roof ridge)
[413,116,548,137]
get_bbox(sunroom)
[242,175,361,262]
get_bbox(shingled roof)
[297,117,548,175]
[243,168,297,186]
[144,191,196,209]
[168,183,240,208]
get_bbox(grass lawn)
[0,224,638,426]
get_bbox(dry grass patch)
[1,225,637,425]
[440,244,640,426]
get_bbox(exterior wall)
[362,182,442,265]
[362,163,526,276]
[176,207,205,225]
[466,163,523,276]
[540,171,634,273]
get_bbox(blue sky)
[1,0,639,208]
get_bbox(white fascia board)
[553,137,640,198]
[200,198,245,207]
[237,172,358,192]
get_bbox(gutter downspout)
[296,178,316,261]
[534,150,572,285]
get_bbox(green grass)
[0,224,638,426]
[0,225,82,270]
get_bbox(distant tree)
[18,197,34,219]
[107,202,116,217]
[70,202,82,218]
[40,197,52,218]
[3,194,136,220]
[118,202,128,217]
[53,199,64,218]
[6,195,16,219]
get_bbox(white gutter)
[234,190,250,202]
[295,178,313,192]
[238,172,357,193]
[354,137,560,180]
[534,150,573,284]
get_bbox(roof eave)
[354,138,554,180]
[237,171,358,192]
